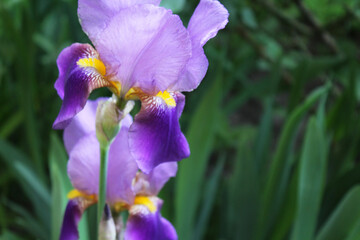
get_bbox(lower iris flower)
[60,99,178,240]
[53,0,229,173]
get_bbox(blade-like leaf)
[49,133,89,240]
[0,138,50,232]
[257,83,331,239]
[290,117,327,240]
[227,127,258,240]
[194,155,225,240]
[175,77,222,240]
[316,185,360,240]
[49,133,71,240]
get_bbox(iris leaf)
[257,83,331,239]
[49,133,71,240]
[227,127,258,239]
[316,185,360,240]
[160,0,186,13]
[194,155,225,240]
[49,133,89,240]
[290,116,327,240]
[175,77,222,240]
[0,138,50,233]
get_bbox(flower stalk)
[98,145,109,227]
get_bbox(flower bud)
[98,204,116,240]
[96,97,134,147]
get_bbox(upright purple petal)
[170,0,228,92]
[67,133,100,196]
[53,43,110,129]
[134,162,178,196]
[107,115,138,204]
[187,0,229,47]
[78,0,161,42]
[93,4,192,94]
[63,99,104,154]
[125,198,177,240]
[129,92,189,173]
[169,46,208,92]
[59,200,82,240]
[67,116,138,203]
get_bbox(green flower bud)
[96,96,134,148]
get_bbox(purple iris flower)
[53,0,229,172]
[60,99,178,240]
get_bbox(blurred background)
[1,0,360,239]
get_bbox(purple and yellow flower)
[60,99,178,240]
[53,0,228,172]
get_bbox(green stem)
[98,145,109,229]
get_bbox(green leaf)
[160,0,185,13]
[49,133,89,240]
[316,185,360,240]
[49,133,71,240]
[227,127,258,239]
[175,77,222,240]
[257,83,331,239]
[254,97,274,175]
[0,138,51,232]
[0,230,24,240]
[194,155,225,240]
[0,111,23,138]
[241,7,258,29]
[270,165,299,240]
[6,200,47,239]
[290,117,327,240]
[0,139,50,204]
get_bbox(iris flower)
[53,0,229,172]
[60,99,178,240]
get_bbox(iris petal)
[187,0,229,48]
[129,92,189,173]
[78,0,161,42]
[67,114,137,204]
[59,198,96,240]
[133,162,178,196]
[53,43,111,129]
[93,4,192,94]
[170,0,229,92]
[125,197,177,240]
[63,98,106,153]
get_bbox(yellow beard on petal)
[134,196,157,213]
[156,91,176,107]
[67,189,97,201]
[77,58,106,76]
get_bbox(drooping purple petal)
[170,0,228,92]
[67,115,137,203]
[78,0,161,42]
[133,162,178,196]
[59,200,82,240]
[63,98,105,154]
[53,43,110,129]
[125,198,177,240]
[93,4,192,94]
[129,92,189,173]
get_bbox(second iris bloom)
[60,99,178,240]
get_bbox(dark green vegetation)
[1,0,360,239]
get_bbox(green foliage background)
[1,0,360,239]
